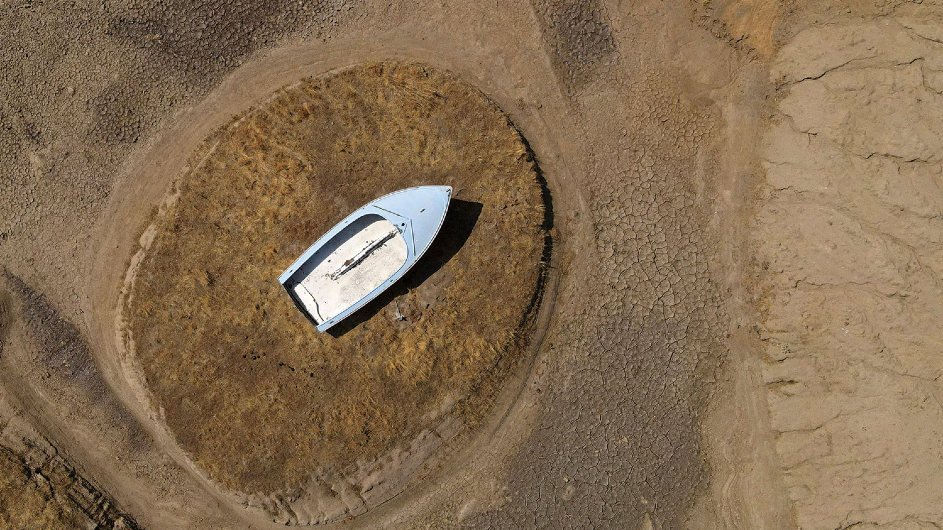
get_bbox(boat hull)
[279,185,453,332]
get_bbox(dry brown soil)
[2,0,943,529]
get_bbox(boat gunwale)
[278,185,452,332]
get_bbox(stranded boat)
[278,185,452,332]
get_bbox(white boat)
[278,186,453,332]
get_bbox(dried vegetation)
[127,62,547,494]
[0,444,138,529]
[0,448,73,530]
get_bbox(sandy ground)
[2,0,943,528]
[753,3,943,528]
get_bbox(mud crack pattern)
[466,60,727,528]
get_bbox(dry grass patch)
[128,62,548,494]
[0,447,74,529]
[0,444,137,529]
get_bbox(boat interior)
[286,213,408,324]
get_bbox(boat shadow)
[327,199,483,337]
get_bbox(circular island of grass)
[124,62,549,521]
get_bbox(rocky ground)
[1,0,942,528]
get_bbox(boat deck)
[289,214,408,323]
